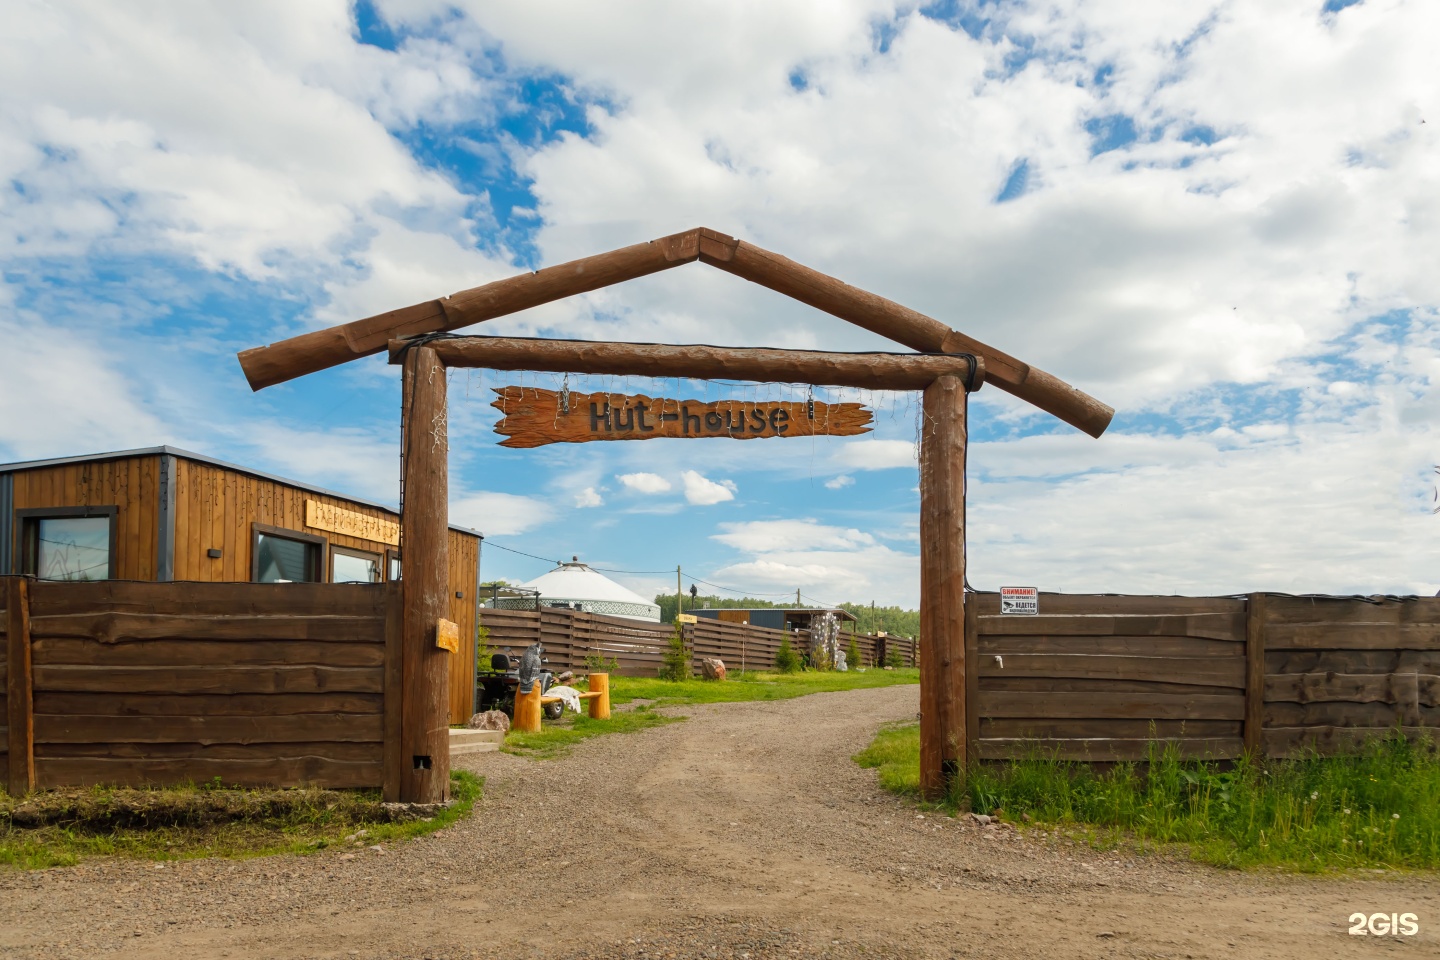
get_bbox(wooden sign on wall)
[491,387,873,448]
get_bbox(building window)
[332,545,382,583]
[387,551,402,581]
[18,507,117,581]
[252,524,324,583]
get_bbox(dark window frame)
[331,543,384,583]
[386,548,402,581]
[16,505,120,581]
[251,522,327,583]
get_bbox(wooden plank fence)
[967,592,1440,761]
[479,607,817,675]
[3,577,400,795]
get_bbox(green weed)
[855,723,1440,872]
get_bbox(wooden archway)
[238,227,1112,803]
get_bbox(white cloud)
[681,470,737,505]
[450,491,551,536]
[833,440,916,472]
[714,519,875,553]
[574,486,603,508]
[824,474,856,490]
[617,471,671,493]
[709,521,916,606]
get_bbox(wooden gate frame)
[238,227,1112,802]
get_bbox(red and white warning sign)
[999,586,1038,616]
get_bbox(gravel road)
[1,684,1436,959]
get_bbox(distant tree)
[846,636,861,669]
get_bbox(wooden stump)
[587,673,611,720]
[513,684,543,733]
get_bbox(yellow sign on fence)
[676,613,698,624]
[305,499,400,546]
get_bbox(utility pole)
[676,565,683,621]
[871,600,876,635]
[796,588,802,607]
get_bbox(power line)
[481,540,560,566]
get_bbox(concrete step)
[449,727,504,756]
[449,728,505,744]
[450,740,500,756]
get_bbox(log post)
[400,346,451,803]
[7,577,35,796]
[919,375,968,799]
[587,673,611,720]
[513,685,543,733]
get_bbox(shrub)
[476,620,493,668]
[846,637,861,669]
[584,652,620,674]
[658,622,691,681]
[884,645,905,669]
[773,633,801,673]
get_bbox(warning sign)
[999,586,1038,616]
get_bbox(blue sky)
[2,0,1438,604]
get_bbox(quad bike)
[475,642,564,721]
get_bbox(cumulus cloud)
[825,474,856,490]
[681,470,737,505]
[617,472,671,494]
[574,486,603,508]
[450,490,551,536]
[833,441,916,472]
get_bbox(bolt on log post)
[919,374,970,800]
[400,345,451,803]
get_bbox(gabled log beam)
[239,227,1113,437]
[390,336,986,393]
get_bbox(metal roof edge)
[0,445,483,539]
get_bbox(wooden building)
[0,446,484,723]
[693,607,857,632]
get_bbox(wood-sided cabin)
[0,446,484,723]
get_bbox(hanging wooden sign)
[491,386,873,448]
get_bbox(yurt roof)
[520,559,653,606]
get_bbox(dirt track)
[1,684,1436,959]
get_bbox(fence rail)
[479,607,917,678]
[966,592,1440,761]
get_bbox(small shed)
[0,445,485,723]
[693,606,858,632]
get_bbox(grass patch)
[503,707,682,759]
[609,667,919,708]
[0,771,481,870]
[855,723,1440,872]
[503,668,920,760]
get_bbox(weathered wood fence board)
[1259,595,1440,757]
[3,577,399,793]
[968,592,1440,762]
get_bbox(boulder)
[700,657,727,681]
[556,670,576,684]
[466,710,511,732]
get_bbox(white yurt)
[501,557,661,622]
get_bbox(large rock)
[700,657,726,681]
[466,710,511,732]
